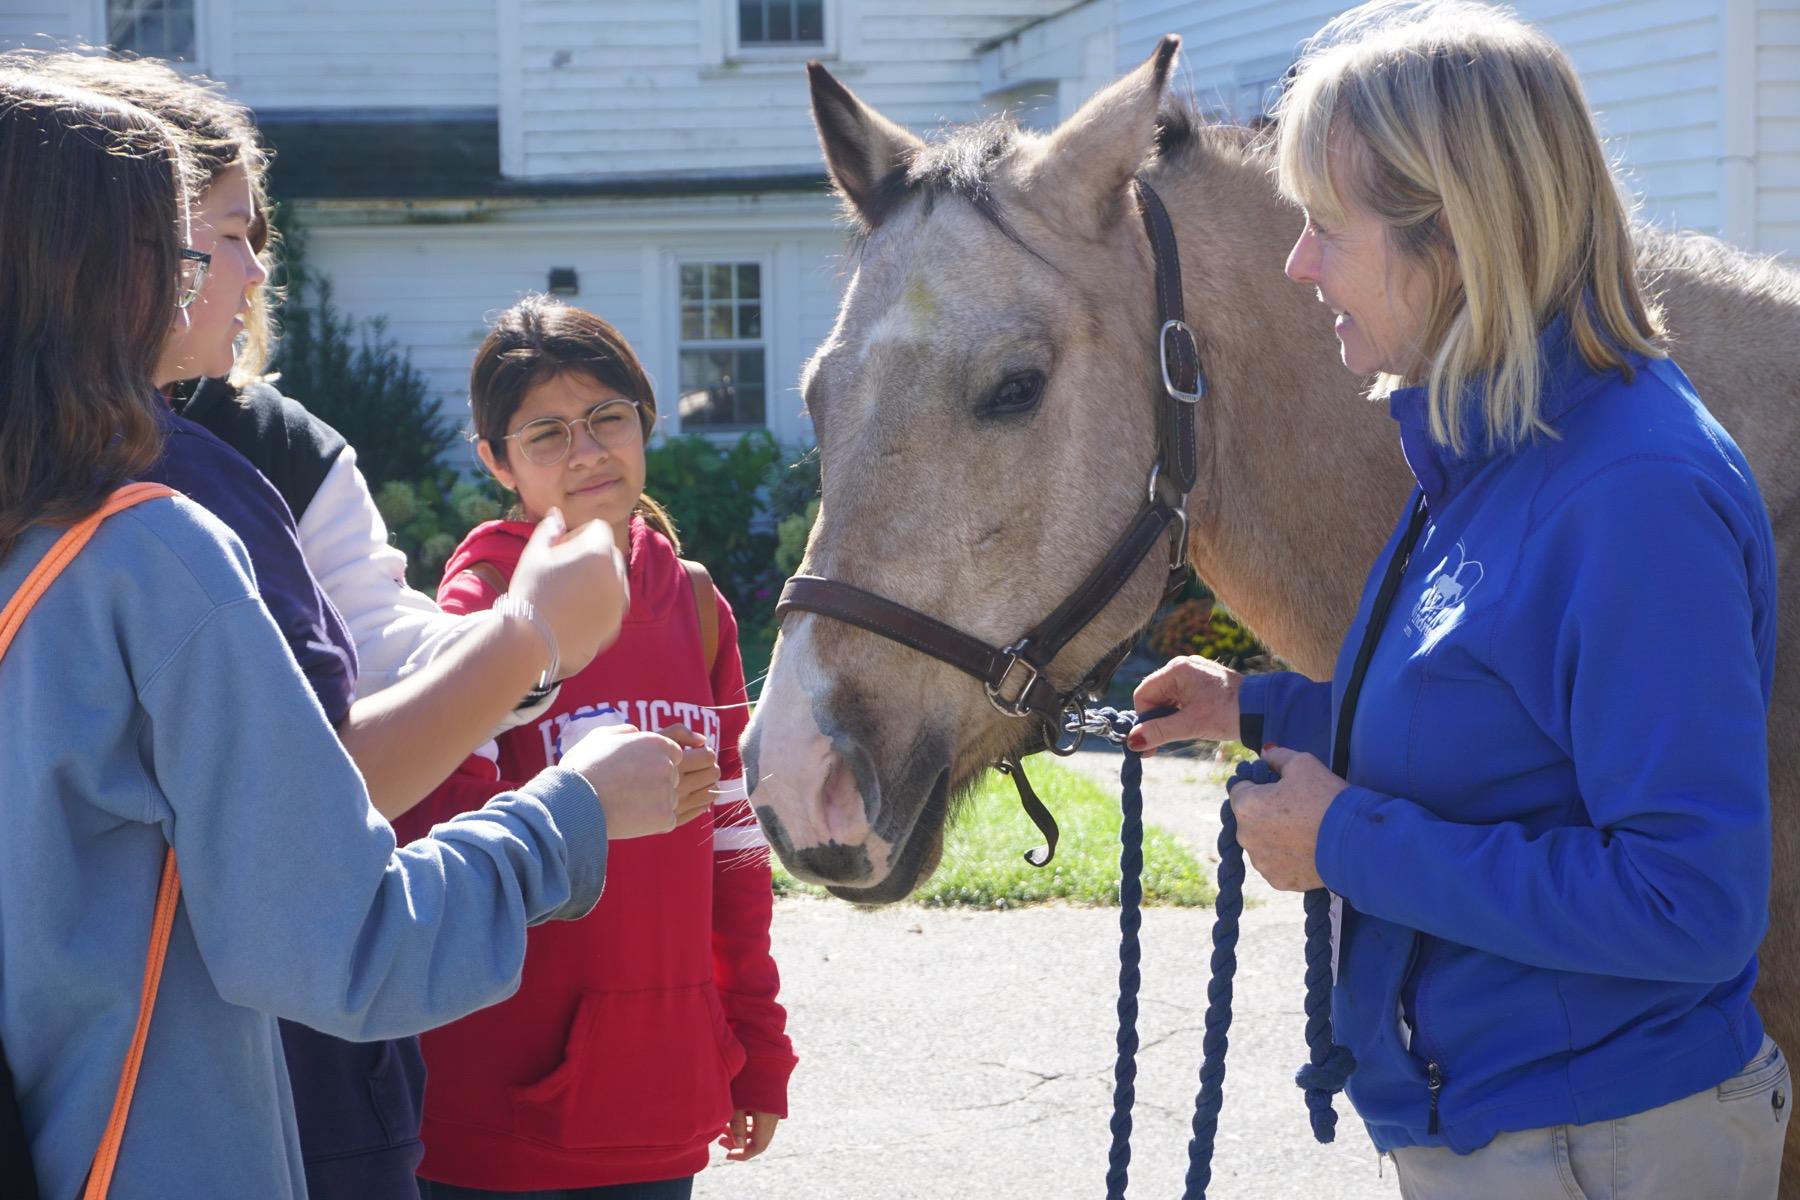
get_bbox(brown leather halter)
[775,177,1206,864]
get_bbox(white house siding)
[214,0,498,111]
[1523,0,1724,238]
[507,0,1070,180]
[0,0,499,109]
[1760,0,1800,255]
[1112,1,1760,246]
[977,0,1117,129]
[1116,0,1337,119]
[293,190,846,446]
[0,5,83,48]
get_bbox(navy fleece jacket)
[1240,315,1776,1153]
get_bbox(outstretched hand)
[1127,654,1244,754]
[1225,745,1349,892]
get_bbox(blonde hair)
[1274,0,1664,454]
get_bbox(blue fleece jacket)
[0,496,607,1199]
[1240,316,1776,1153]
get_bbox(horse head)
[742,39,1200,903]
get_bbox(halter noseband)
[775,177,1207,863]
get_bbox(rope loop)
[1103,709,1353,1199]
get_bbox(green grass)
[772,758,1216,909]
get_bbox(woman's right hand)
[556,723,683,840]
[1128,655,1244,754]
[509,507,629,680]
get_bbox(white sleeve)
[298,446,558,726]
[296,446,472,698]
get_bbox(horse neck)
[1145,140,1416,676]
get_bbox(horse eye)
[986,371,1045,416]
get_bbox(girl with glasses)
[395,295,796,1200]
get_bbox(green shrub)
[269,218,455,492]
[646,433,818,620]
[643,430,784,604]
[373,476,507,589]
[1141,576,1276,673]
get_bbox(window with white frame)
[737,0,824,48]
[677,263,766,430]
[107,0,198,61]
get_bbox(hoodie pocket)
[510,984,746,1151]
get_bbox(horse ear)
[809,61,924,229]
[1025,35,1181,229]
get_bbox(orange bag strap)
[81,849,178,1200]
[0,482,180,1200]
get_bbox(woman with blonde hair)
[1132,2,1788,1194]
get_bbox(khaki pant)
[1392,1037,1791,1199]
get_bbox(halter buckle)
[985,642,1044,719]
[1159,319,1206,404]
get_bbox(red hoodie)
[395,516,795,1190]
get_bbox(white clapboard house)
[4,0,1795,445]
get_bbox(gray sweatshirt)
[0,495,606,1199]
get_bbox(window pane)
[679,264,703,300]
[736,351,767,424]
[677,349,765,428]
[680,305,705,340]
[108,0,196,60]
[736,263,760,299]
[142,12,168,55]
[769,0,792,43]
[705,263,734,299]
[706,303,735,339]
[740,304,762,339]
[796,0,823,43]
[739,0,765,43]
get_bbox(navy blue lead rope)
[1094,707,1354,1200]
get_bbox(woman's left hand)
[720,1108,780,1161]
[1227,745,1350,892]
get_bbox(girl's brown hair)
[3,50,275,383]
[470,294,680,550]
[0,74,185,559]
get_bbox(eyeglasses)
[503,398,643,466]
[176,248,211,309]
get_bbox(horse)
[741,35,1800,1187]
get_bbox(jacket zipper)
[1426,1060,1443,1134]
[1404,934,1444,1137]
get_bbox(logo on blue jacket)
[1406,541,1484,651]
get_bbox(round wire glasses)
[503,398,643,467]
